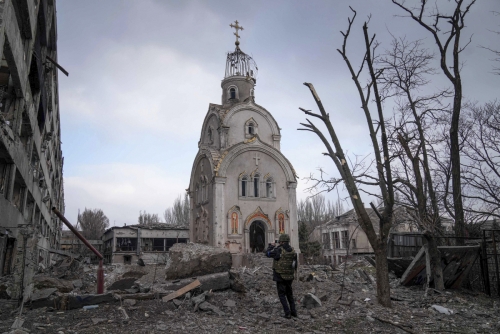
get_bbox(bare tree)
[78,208,110,240]
[461,102,500,220]
[380,36,447,290]
[392,0,477,243]
[138,210,162,225]
[164,194,190,226]
[299,9,395,307]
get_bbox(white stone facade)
[189,45,298,254]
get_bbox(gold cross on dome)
[230,20,244,44]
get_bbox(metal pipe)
[52,207,104,294]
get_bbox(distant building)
[102,223,189,264]
[0,0,65,298]
[312,207,417,265]
[60,230,103,263]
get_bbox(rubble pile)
[0,250,500,333]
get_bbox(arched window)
[230,88,236,99]
[231,212,238,234]
[248,122,254,135]
[266,178,273,197]
[253,174,260,197]
[244,119,258,138]
[278,213,285,234]
[241,176,248,197]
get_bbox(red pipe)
[52,207,104,294]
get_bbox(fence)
[388,231,500,297]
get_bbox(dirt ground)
[1,254,499,334]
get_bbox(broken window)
[0,159,12,198]
[153,238,165,251]
[341,230,349,249]
[332,232,340,249]
[116,238,137,251]
[229,88,236,99]
[166,238,188,251]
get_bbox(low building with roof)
[311,206,417,265]
[102,223,189,264]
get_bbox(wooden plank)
[162,279,201,303]
[400,246,425,285]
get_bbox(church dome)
[222,21,258,105]
[224,46,258,82]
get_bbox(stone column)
[287,181,299,253]
[213,177,226,248]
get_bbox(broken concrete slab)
[165,243,232,280]
[33,276,73,293]
[199,272,230,292]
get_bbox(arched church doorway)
[249,220,266,253]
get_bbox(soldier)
[266,233,298,319]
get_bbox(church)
[188,21,299,255]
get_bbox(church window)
[229,88,236,99]
[208,127,213,143]
[231,212,238,234]
[241,176,248,197]
[266,178,274,198]
[248,122,254,135]
[278,213,285,234]
[253,174,260,197]
[244,119,258,138]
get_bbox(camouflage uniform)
[266,234,297,318]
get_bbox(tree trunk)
[423,232,444,290]
[374,243,392,307]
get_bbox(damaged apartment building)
[103,223,189,265]
[0,0,65,298]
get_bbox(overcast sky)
[56,0,499,226]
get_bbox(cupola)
[221,21,258,105]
